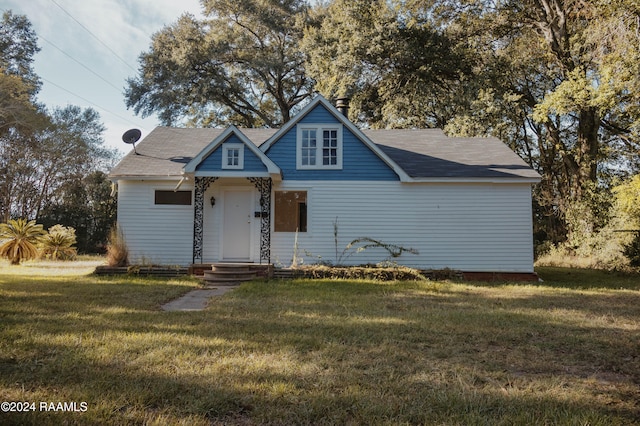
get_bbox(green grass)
[0,262,639,425]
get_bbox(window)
[322,129,338,165]
[301,129,316,166]
[227,148,240,167]
[155,190,192,205]
[222,143,244,169]
[274,191,307,232]
[297,125,342,169]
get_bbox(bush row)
[295,264,427,281]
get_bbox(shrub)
[623,233,640,267]
[0,219,47,265]
[106,225,129,267]
[536,177,640,271]
[613,175,640,267]
[40,225,77,261]
[298,264,426,281]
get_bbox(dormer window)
[222,143,244,169]
[297,125,342,170]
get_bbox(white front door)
[222,189,253,261]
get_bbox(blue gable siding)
[265,104,398,181]
[196,135,267,172]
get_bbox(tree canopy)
[302,0,475,128]
[125,0,314,127]
[0,11,45,134]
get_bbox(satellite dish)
[122,129,142,154]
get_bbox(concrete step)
[203,278,253,286]
[203,271,256,281]
[209,268,252,275]
[203,263,258,285]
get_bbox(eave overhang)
[183,125,281,182]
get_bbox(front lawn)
[0,263,638,425]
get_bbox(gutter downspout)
[174,176,187,191]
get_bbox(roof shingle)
[109,126,540,180]
[363,129,540,179]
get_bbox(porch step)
[203,263,257,286]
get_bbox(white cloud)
[7,0,203,69]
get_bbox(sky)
[3,0,204,155]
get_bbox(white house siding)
[117,180,195,264]
[270,181,535,273]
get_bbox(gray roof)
[110,126,540,180]
[363,129,541,179]
[110,127,277,178]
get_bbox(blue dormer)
[261,97,407,181]
[184,126,281,180]
[197,137,267,173]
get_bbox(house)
[109,95,541,279]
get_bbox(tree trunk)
[576,107,600,195]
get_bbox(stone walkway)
[161,286,239,311]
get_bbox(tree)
[0,218,46,265]
[0,11,45,134]
[126,0,314,127]
[3,105,115,222]
[584,0,640,172]
[0,72,44,134]
[0,11,47,222]
[530,1,634,239]
[0,11,40,92]
[302,0,474,128]
[33,108,117,253]
[40,171,117,253]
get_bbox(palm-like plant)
[40,225,77,261]
[0,219,47,265]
